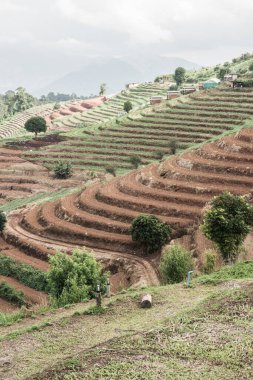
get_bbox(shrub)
[130,214,171,254]
[155,150,164,160]
[0,282,26,307]
[130,155,142,168]
[201,192,253,263]
[54,161,72,179]
[0,212,6,232]
[160,244,194,284]
[24,116,47,137]
[249,63,253,72]
[53,102,60,110]
[123,101,133,113]
[174,67,186,86]
[169,84,178,91]
[202,250,217,274]
[169,140,177,155]
[105,165,116,177]
[47,249,107,307]
[0,255,47,291]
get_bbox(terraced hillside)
[52,83,168,129]
[0,103,54,139]
[23,87,253,173]
[1,125,252,311]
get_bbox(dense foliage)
[168,140,177,155]
[201,192,253,263]
[174,67,186,86]
[54,161,72,179]
[160,244,193,284]
[0,212,6,232]
[130,214,171,253]
[0,282,26,307]
[0,87,37,122]
[24,116,47,137]
[0,255,47,291]
[105,165,116,176]
[123,100,133,113]
[47,249,107,307]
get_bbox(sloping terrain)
[0,103,54,139]
[23,87,253,173]
[1,123,252,311]
[51,83,168,129]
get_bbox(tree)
[174,67,186,87]
[160,244,193,284]
[201,192,253,263]
[54,161,72,179]
[130,155,142,168]
[47,249,107,307]
[99,83,106,96]
[123,100,133,113]
[249,62,253,72]
[217,67,228,80]
[24,116,47,137]
[130,214,171,254]
[0,212,6,232]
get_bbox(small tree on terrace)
[54,161,72,179]
[201,192,253,263]
[169,139,177,155]
[249,62,253,72]
[47,249,107,307]
[174,67,186,87]
[130,214,171,254]
[130,155,142,168]
[123,100,133,113]
[24,116,47,137]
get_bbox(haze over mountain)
[38,55,200,97]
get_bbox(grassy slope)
[0,262,253,380]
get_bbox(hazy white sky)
[0,0,252,91]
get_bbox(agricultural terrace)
[23,86,253,174]
[2,124,253,311]
[0,103,54,139]
[51,83,168,130]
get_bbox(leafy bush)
[201,192,253,263]
[105,165,116,176]
[47,249,107,307]
[0,282,26,307]
[123,101,133,113]
[249,63,253,72]
[130,214,171,254]
[202,250,217,274]
[54,161,72,179]
[24,116,47,137]
[53,102,60,110]
[160,244,194,284]
[0,212,6,232]
[130,155,142,169]
[0,255,47,291]
[168,140,177,155]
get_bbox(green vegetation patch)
[0,255,47,291]
[0,282,25,307]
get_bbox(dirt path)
[0,283,215,380]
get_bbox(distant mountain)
[38,56,200,97]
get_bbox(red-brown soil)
[1,126,253,310]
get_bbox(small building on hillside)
[180,87,196,95]
[167,91,181,100]
[150,96,164,105]
[203,78,220,89]
[126,83,139,89]
[224,73,238,82]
